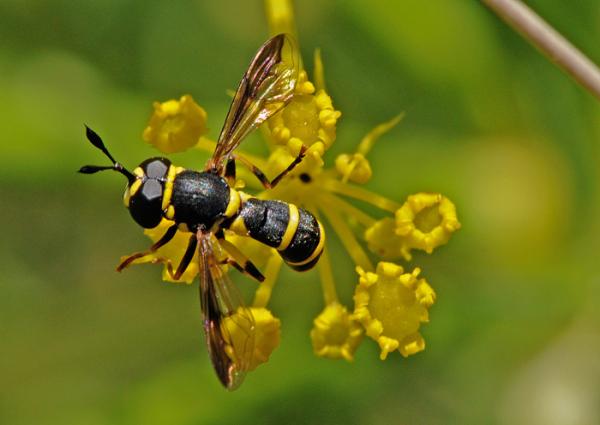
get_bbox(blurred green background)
[1,1,600,424]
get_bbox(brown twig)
[482,0,600,100]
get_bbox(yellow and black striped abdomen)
[226,197,325,271]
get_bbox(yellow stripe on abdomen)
[223,187,241,219]
[284,220,325,267]
[277,203,299,251]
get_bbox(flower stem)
[317,246,339,305]
[309,206,339,304]
[357,113,404,156]
[482,0,600,100]
[319,195,374,272]
[195,136,216,153]
[323,194,376,228]
[323,179,401,213]
[252,253,283,308]
[314,48,326,92]
[264,0,297,39]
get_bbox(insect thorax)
[169,170,231,232]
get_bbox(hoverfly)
[79,34,325,390]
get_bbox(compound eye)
[128,179,164,228]
[142,158,170,179]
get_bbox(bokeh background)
[1,1,599,424]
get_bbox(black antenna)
[79,125,136,183]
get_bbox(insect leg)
[217,236,265,282]
[116,224,178,272]
[170,234,198,280]
[224,157,237,186]
[144,234,198,281]
[233,143,307,189]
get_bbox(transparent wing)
[197,231,255,390]
[208,33,300,173]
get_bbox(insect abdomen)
[279,204,325,271]
[227,198,324,271]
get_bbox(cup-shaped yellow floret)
[310,302,363,361]
[143,94,207,154]
[395,193,461,254]
[354,262,435,359]
[222,307,281,371]
[268,71,341,150]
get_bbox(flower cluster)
[124,0,460,371]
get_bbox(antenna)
[79,125,135,183]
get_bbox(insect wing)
[197,232,255,390]
[209,33,300,172]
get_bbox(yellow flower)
[143,94,207,154]
[266,70,341,151]
[396,193,461,255]
[222,307,281,371]
[310,302,363,361]
[354,262,435,359]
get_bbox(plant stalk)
[482,0,600,100]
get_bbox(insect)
[79,34,325,390]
